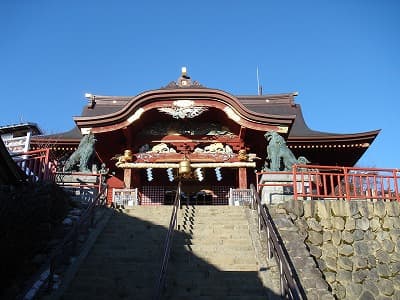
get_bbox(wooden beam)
[116,161,256,169]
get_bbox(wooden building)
[31,68,379,205]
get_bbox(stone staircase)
[56,205,281,300]
[164,205,278,299]
[60,206,172,300]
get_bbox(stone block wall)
[272,200,400,299]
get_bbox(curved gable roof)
[73,88,296,134]
[237,94,380,144]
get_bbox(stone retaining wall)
[271,200,400,299]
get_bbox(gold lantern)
[178,159,191,176]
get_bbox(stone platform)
[260,173,314,204]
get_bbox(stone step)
[180,210,248,215]
[179,223,250,230]
[174,236,253,245]
[168,256,259,270]
[171,252,257,264]
[178,233,252,241]
[170,263,259,272]
[180,210,248,216]
[179,220,249,226]
[163,296,267,300]
[179,210,248,217]
[173,243,254,252]
[171,249,257,263]
[164,272,267,297]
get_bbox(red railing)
[257,165,400,201]
[11,148,56,183]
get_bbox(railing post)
[279,259,284,296]
[394,169,399,202]
[344,167,351,201]
[257,203,262,234]
[266,227,271,259]
[293,166,298,200]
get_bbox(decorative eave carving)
[157,100,208,119]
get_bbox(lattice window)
[140,186,165,205]
[211,186,233,205]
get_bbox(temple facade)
[31,68,379,205]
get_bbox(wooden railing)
[153,181,182,300]
[11,148,56,183]
[250,184,306,299]
[257,165,400,201]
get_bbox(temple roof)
[33,90,379,145]
[236,94,380,141]
[31,69,380,166]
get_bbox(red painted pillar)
[124,168,132,189]
[238,167,247,189]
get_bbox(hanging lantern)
[179,159,191,176]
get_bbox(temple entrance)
[138,167,236,205]
[140,184,234,206]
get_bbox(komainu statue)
[64,132,96,173]
[264,131,310,171]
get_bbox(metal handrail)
[250,184,306,300]
[153,181,181,300]
[19,184,108,300]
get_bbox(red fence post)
[393,169,399,202]
[292,166,298,200]
[344,167,350,201]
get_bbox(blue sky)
[1,1,399,168]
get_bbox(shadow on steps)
[55,206,283,300]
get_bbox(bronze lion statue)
[64,132,96,173]
[264,131,310,171]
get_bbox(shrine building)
[30,68,380,205]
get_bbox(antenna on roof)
[256,67,263,96]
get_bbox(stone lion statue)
[64,132,96,173]
[264,131,310,171]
